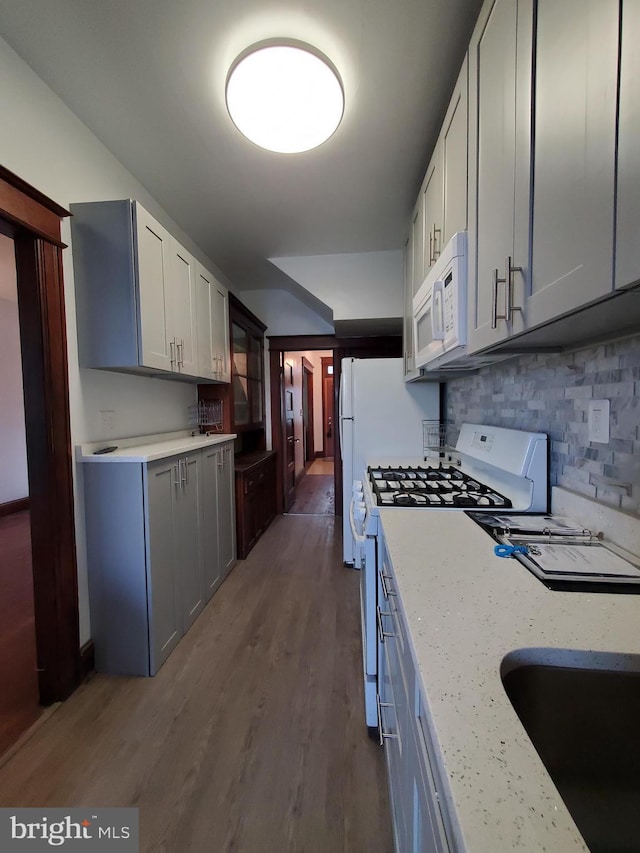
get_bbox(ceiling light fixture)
[225,40,344,154]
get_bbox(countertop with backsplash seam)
[378,487,640,852]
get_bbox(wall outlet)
[588,399,610,444]
[99,409,116,436]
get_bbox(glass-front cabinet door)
[230,310,265,432]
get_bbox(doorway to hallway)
[279,349,335,515]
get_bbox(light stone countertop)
[77,430,236,463]
[378,489,640,852]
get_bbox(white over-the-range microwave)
[413,231,467,371]
[413,231,516,373]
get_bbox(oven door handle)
[349,497,367,545]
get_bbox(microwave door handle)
[431,279,445,340]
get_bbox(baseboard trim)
[80,640,95,681]
[0,497,30,518]
[315,451,325,459]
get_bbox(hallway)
[0,514,392,853]
[288,458,335,515]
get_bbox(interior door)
[283,358,296,510]
[322,357,335,458]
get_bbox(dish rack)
[422,420,460,464]
[188,401,223,433]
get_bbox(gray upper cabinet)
[467,0,533,353]
[527,0,619,326]
[616,0,640,291]
[71,199,210,381]
[421,150,443,280]
[196,262,231,383]
[403,54,468,381]
[441,56,468,246]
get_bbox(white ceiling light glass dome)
[225,39,345,154]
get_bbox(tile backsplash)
[446,333,640,515]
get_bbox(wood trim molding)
[0,497,30,518]
[80,640,95,681]
[1,168,80,705]
[301,356,314,372]
[0,166,69,246]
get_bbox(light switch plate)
[588,399,610,444]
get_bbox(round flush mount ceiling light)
[225,40,344,153]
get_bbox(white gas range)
[350,423,549,734]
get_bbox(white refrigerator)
[339,357,440,564]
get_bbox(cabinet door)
[616,1,640,291]
[170,240,198,376]
[217,444,236,579]
[175,453,205,631]
[134,203,173,371]
[196,264,216,381]
[442,56,468,245]
[212,283,231,382]
[146,459,182,674]
[411,198,425,297]
[403,235,422,382]
[527,0,618,326]
[467,0,532,352]
[202,446,222,600]
[422,149,443,277]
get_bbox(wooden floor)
[307,457,334,476]
[0,510,40,756]
[288,459,335,515]
[0,514,392,853]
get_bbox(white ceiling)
[0,0,483,302]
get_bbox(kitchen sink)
[502,663,640,853]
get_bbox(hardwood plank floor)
[0,514,392,853]
[0,510,41,756]
[307,458,334,476]
[288,474,335,515]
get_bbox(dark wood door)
[283,360,296,510]
[322,357,335,458]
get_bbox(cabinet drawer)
[415,686,455,851]
[379,540,415,700]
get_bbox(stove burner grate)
[368,465,512,509]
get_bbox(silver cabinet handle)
[432,225,441,261]
[170,339,176,369]
[376,606,395,643]
[176,339,185,368]
[379,570,397,599]
[179,458,187,488]
[376,694,399,746]
[172,464,181,488]
[491,267,508,329]
[428,226,434,266]
[506,256,523,320]
[217,449,224,469]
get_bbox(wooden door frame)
[320,356,334,459]
[268,334,402,516]
[0,165,80,704]
[301,356,315,466]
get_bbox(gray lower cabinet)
[84,440,236,676]
[378,532,453,853]
[201,442,236,600]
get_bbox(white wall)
[0,36,236,644]
[269,250,404,321]
[240,288,334,336]
[0,234,29,504]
